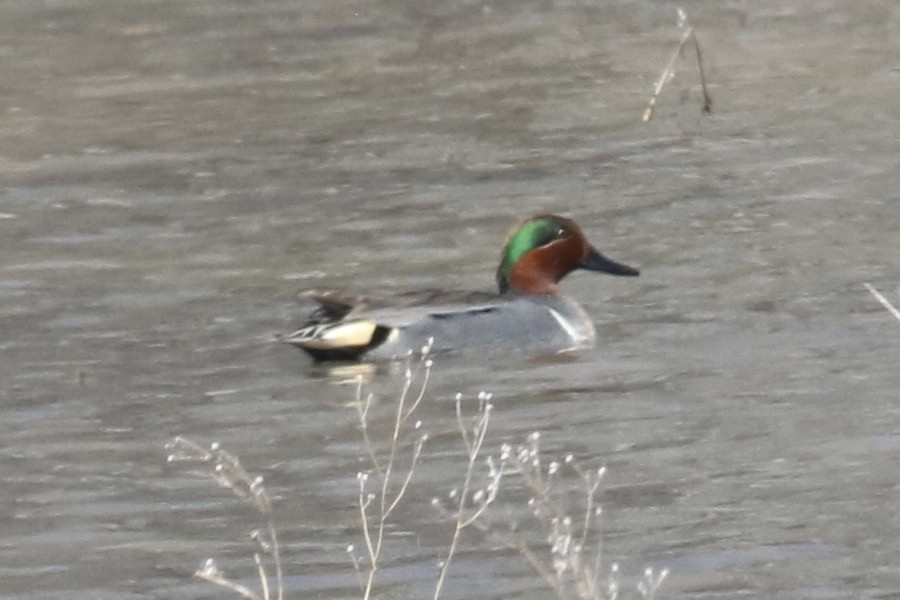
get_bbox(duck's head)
[496,214,639,295]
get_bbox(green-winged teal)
[284,214,638,361]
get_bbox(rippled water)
[1,1,899,598]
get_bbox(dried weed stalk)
[430,391,503,599]
[499,433,667,600]
[350,340,433,600]
[166,436,283,600]
[434,430,667,600]
[168,341,668,600]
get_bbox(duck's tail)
[281,320,390,361]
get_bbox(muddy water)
[1,1,899,598]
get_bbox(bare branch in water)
[643,8,712,122]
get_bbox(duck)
[283,214,639,361]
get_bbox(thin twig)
[195,570,262,600]
[267,521,283,600]
[864,283,900,323]
[167,437,283,600]
[253,553,270,600]
[348,544,366,595]
[356,379,383,476]
[455,393,471,455]
[692,29,713,113]
[433,393,497,600]
[353,349,432,600]
[643,9,712,122]
[515,539,570,599]
[385,435,427,518]
[403,345,433,420]
[358,474,375,567]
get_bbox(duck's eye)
[556,227,568,238]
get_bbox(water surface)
[1,1,899,598]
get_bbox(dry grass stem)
[643,8,712,122]
[864,283,900,323]
[166,436,283,600]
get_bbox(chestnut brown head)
[496,214,639,295]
